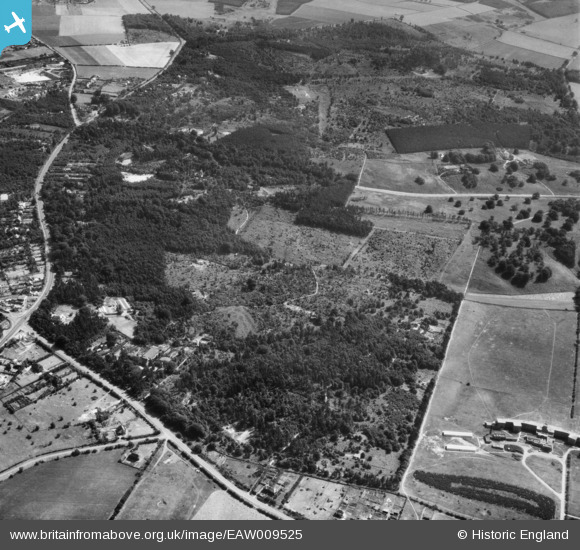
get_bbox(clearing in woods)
[240,205,364,266]
[0,449,137,519]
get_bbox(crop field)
[64,43,175,67]
[497,31,576,59]
[522,0,580,19]
[0,449,137,519]
[360,156,450,194]
[351,228,463,280]
[0,46,53,62]
[59,15,125,38]
[525,454,563,493]
[404,300,577,518]
[149,0,215,18]
[117,446,218,520]
[192,491,269,520]
[241,205,364,265]
[387,124,531,154]
[478,40,564,69]
[76,66,158,79]
[276,0,314,15]
[75,0,150,16]
[567,451,580,518]
[520,14,580,49]
[426,19,500,51]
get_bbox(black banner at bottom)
[1,521,578,550]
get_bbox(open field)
[478,40,565,69]
[148,0,215,17]
[525,453,563,493]
[351,228,463,280]
[65,43,176,68]
[69,0,150,16]
[361,156,449,194]
[76,65,158,79]
[404,300,578,519]
[424,300,578,434]
[117,446,218,520]
[0,449,137,519]
[519,14,580,49]
[496,31,577,59]
[241,205,364,265]
[522,0,580,19]
[567,451,580,518]
[192,490,269,520]
[59,15,125,39]
[426,19,501,51]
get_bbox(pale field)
[192,490,269,520]
[479,40,564,68]
[76,0,150,16]
[151,0,216,18]
[520,14,580,49]
[404,4,495,27]
[59,15,125,37]
[106,42,177,67]
[285,476,346,520]
[426,19,501,51]
[118,447,218,520]
[497,30,576,58]
[361,156,450,194]
[76,65,159,79]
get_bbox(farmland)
[522,0,580,19]
[403,298,578,519]
[192,491,270,520]
[0,449,137,519]
[117,445,218,520]
[386,124,531,154]
[519,15,580,49]
[567,451,580,518]
[360,156,449,194]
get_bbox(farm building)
[442,431,473,438]
[445,444,477,452]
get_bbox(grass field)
[404,299,577,518]
[241,205,364,265]
[426,300,578,434]
[59,15,125,37]
[567,451,580,518]
[192,491,269,520]
[76,65,158,79]
[0,449,137,519]
[478,40,564,69]
[117,446,217,520]
[520,14,580,49]
[497,31,576,59]
[522,0,580,19]
[426,19,500,51]
[0,377,120,471]
[149,0,215,18]
[361,156,450,194]
[525,453,563,493]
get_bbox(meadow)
[117,446,217,520]
[0,449,137,519]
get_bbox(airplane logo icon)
[4,12,26,34]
